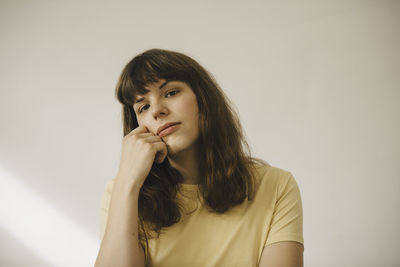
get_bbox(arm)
[259,241,304,267]
[259,171,304,266]
[95,126,168,267]
[95,179,145,267]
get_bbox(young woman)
[95,49,304,267]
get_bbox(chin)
[165,138,196,157]
[165,142,183,156]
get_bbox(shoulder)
[253,163,304,247]
[253,163,296,189]
[250,162,301,204]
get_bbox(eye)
[165,90,179,97]
[138,104,150,113]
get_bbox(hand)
[116,126,168,189]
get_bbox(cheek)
[180,95,199,118]
[135,114,142,126]
[183,98,200,134]
[136,116,149,130]
[136,112,149,126]
[136,116,143,126]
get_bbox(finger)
[152,142,168,164]
[136,132,156,138]
[142,135,163,143]
[127,125,150,136]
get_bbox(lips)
[157,122,181,136]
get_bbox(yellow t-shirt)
[100,164,303,267]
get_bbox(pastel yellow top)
[100,164,304,267]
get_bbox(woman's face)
[133,79,200,156]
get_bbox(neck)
[168,147,200,185]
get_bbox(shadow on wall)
[0,165,98,267]
[0,224,53,267]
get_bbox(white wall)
[1,1,399,266]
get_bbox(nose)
[151,100,169,119]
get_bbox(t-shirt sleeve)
[99,179,115,241]
[265,172,304,246]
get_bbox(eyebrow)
[134,80,171,104]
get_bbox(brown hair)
[115,48,261,247]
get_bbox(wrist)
[114,175,143,196]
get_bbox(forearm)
[95,179,145,267]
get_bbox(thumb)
[155,144,168,164]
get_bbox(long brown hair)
[115,48,261,246]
